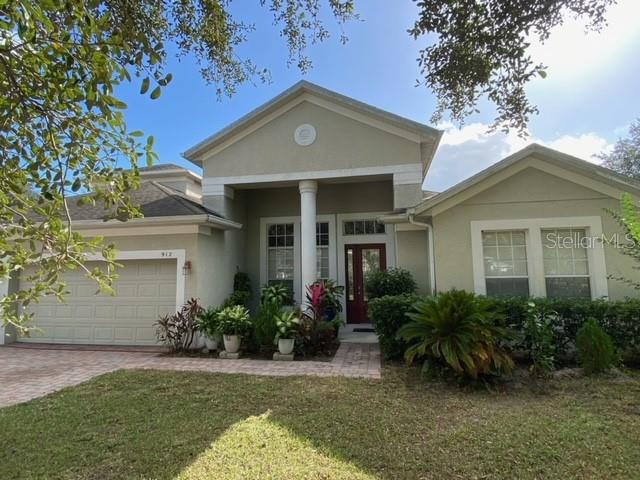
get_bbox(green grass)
[1,367,639,479]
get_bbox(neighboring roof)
[68,181,219,221]
[182,80,443,165]
[413,143,640,216]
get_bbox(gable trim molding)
[202,163,422,192]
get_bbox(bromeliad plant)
[155,298,203,352]
[274,310,301,343]
[398,290,514,380]
[305,280,345,321]
[216,305,252,336]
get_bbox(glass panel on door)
[345,244,386,323]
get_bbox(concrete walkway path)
[0,342,380,408]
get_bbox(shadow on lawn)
[0,367,638,479]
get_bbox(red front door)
[345,244,386,323]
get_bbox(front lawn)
[1,368,639,479]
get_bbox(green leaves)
[140,77,150,94]
[411,0,614,133]
[398,290,514,379]
[150,86,161,100]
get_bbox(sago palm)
[397,290,514,379]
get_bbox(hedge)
[488,296,640,365]
[369,293,640,365]
[368,294,420,360]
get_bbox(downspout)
[408,214,436,296]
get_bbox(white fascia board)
[72,214,242,231]
[202,163,422,191]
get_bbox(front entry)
[345,244,386,323]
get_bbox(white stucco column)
[299,180,318,301]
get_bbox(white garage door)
[19,259,177,345]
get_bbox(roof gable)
[183,81,442,171]
[414,144,640,216]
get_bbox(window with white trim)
[316,222,330,280]
[267,223,294,292]
[343,219,385,235]
[541,228,591,299]
[482,230,530,297]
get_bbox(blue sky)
[116,0,640,192]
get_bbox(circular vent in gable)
[294,124,317,146]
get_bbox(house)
[2,81,638,346]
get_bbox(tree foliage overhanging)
[410,0,615,133]
[0,0,355,331]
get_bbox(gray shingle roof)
[68,181,222,221]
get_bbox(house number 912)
[160,251,174,257]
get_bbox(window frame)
[481,229,531,297]
[470,217,608,299]
[260,215,337,305]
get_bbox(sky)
[115,0,640,193]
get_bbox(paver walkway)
[0,342,380,407]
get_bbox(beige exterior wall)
[396,229,430,295]
[432,167,638,300]
[202,101,421,178]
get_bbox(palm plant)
[397,290,514,379]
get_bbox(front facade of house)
[2,81,639,346]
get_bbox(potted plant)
[216,305,252,354]
[195,306,221,351]
[321,279,344,321]
[274,310,300,355]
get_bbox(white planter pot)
[278,338,295,355]
[223,334,241,354]
[204,334,221,351]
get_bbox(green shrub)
[576,318,616,374]
[195,306,221,338]
[365,268,416,300]
[253,302,280,353]
[523,302,556,376]
[488,297,640,365]
[368,294,420,360]
[261,284,292,306]
[398,290,514,380]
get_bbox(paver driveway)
[0,343,380,407]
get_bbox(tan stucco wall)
[202,101,421,178]
[396,229,430,295]
[432,167,638,300]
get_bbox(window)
[482,230,529,296]
[316,222,329,280]
[343,219,385,235]
[541,228,591,299]
[267,223,294,292]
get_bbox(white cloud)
[527,0,640,81]
[424,123,613,192]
